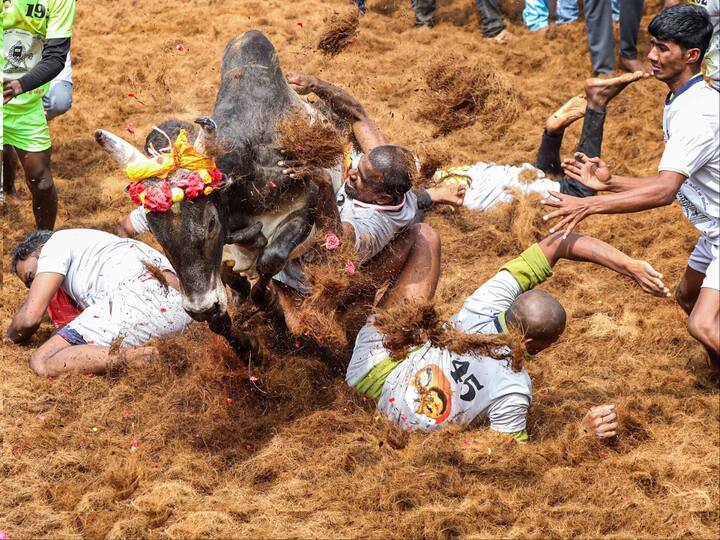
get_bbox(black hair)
[11,230,53,273]
[144,119,197,155]
[649,3,713,61]
[368,145,415,200]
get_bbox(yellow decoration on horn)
[123,130,217,182]
[171,187,185,203]
[203,186,214,196]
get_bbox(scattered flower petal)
[296,21,303,28]
[268,180,277,189]
[388,397,395,403]
[463,439,470,446]
[127,92,136,97]
[324,232,340,251]
[226,397,234,405]
[176,43,186,53]
[599,450,609,458]
[35,413,46,421]
[129,440,141,452]
[0,531,9,540]
[294,339,301,349]
[85,372,94,378]
[121,410,131,418]
[244,443,253,451]
[125,122,135,134]
[249,376,258,383]
[346,260,355,275]
[160,307,167,313]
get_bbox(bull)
[95,31,322,358]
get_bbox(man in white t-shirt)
[7,229,192,377]
[666,0,720,91]
[349,229,670,438]
[544,4,719,366]
[431,71,648,213]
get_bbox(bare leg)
[675,265,705,315]
[687,287,720,368]
[584,71,649,113]
[29,334,158,377]
[377,223,441,309]
[3,145,18,196]
[14,147,57,229]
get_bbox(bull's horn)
[193,116,218,154]
[94,129,146,167]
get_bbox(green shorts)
[3,97,51,152]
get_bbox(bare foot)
[490,29,517,44]
[426,183,466,207]
[584,71,650,111]
[619,56,647,74]
[545,94,587,134]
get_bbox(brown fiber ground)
[1,1,718,538]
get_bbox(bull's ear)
[194,116,218,154]
[94,129,146,167]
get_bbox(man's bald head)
[367,145,414,199]
[506,289,566,354]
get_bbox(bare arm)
[286,72,386,153]
[7,272,65,342]
[538,231,670,297]
[542,171,686,237]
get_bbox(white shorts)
[688,236,720,291]
[59,276,192,347]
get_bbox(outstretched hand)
[541,192,594,238]
[581,404,618,439]
[286,72,317,95]
[562,152,611,191]
[626,259,671,298]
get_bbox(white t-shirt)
[435,162,560,212]
[348,269,532,433]
[37,229,174,309]
[659,78,720,245]
[690,0,720,91]
[52,51,72,85]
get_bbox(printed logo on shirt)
[405,364,453,425]
[677,183,713,227]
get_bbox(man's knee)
[687,312,717,347]
[29,350,51,377]
[24,165,54,192]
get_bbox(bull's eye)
[208,217,217,232]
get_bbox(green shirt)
[3,0,76,111]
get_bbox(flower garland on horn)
[123,129,223,212]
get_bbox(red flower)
[128,182,145,206]
[209,167,223,187]
[144,181,173,212]
[181,172,206,199]
[324,232,340,251]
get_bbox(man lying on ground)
[430,71,648,213]
[347,230,670,438]
[543,4,719,366]
[7,229,191,377]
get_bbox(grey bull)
[95,31,323,359]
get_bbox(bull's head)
[95,120,230,322]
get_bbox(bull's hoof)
[229,333,262,367]
[250,282,278,311]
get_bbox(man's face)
[15,255,39,289]
[648,37,697,82]
[345,154,387,204]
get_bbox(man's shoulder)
[667,85,719,133]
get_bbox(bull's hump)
[222,30,281,78]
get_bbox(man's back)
[36,229,173,309]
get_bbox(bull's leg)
[251,207,315,308]
[221,260,251,307]
[208,312,260,365]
